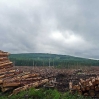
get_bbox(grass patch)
[0,88,91,99]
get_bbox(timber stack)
[0,50,48,95]
[69,76,99,98]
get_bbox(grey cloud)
[0,0,99,58]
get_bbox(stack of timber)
[0,50,49,95]
[69,76,99,98]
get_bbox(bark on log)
[9,70,16,73]
[11,79,48,95]
[89,90,95,97]
[90,85,94,90]
[2,77,42,88]
[0,62,12,67]
[86,85,90,91]
[3,72,39,84]
[0,67,14,74]
[21,77,42,81]
[85,79,90,85]
[95,86,99,91]
[0,60,11,64]
[0,57,8,61]
[72,85,77,90]
[81,86,85,92]
[72,76,99,98]
[3,72,30,83]
[80,78,85,84]
[2,87,14,92]
[0,75,5,79]
[76,85,80,90]
[78,90,82,95]
[69,81,72,90]
[3,82,21,87]
[0,60,10,64]
[0,65,13,70]
[0,52,9,56]
[0,73,20,84]
[0,80,3,84]
[0,73,15,79]
[21,73,39,79]
[89,81,93,86]
[95,79,99,85]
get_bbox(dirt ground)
[14,66,99,92]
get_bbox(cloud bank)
[0,0,99,58]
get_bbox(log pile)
[70,76,99,98]
[0,50,49,95]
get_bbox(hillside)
[9,53,99,67]
[9,53,87,60]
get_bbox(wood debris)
[0,50,49,95]
[70,76,99,98]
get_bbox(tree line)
[9,57,99,68]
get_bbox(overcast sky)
[0,0,99,59]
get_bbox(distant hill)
[9,53,99,67]
[9,53,88,60]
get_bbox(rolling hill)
[9,53,99,67]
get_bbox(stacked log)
[70,76,99,98]
[0,50,49,95]
[11,79,48,95]
[0,51,13,69]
